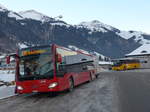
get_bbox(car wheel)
[68,78,74,92]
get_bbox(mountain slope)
[0,4,150,58]
[18,10,53,22]
[78,20,118,33]
[117,31,150,45]
[0,4,7,11]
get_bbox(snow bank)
[0,70,15,82]
[0,70,16,99]
[0,85,16,100]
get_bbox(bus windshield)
[18,47,54,81]
[113,62,122,67]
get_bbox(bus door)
[66,64,81,85]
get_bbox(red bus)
[7,44,98,94]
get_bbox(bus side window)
[57,64,67,76]
[59,64,66,71]
[141,60,148,63]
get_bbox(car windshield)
[19,53,53,80]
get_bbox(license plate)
[32,90,38,93]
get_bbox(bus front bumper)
[16,80,61,94]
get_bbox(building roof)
[99,61,113,65]
[126,44,150,57]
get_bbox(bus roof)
[19,44,51,51]
[112,57,139,61]
[19,44,94,57]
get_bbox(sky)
[0,0,150,33]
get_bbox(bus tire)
[68,77,74,92]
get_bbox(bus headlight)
[17,86,23,90]
[48,82,58,88]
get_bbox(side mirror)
[82,66,88,70]
[6,56,10,64]
[6,54,19,64]
[56,54,62,63]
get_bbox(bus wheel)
[68,78,74,92]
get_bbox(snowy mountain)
[18,10,70,27]
[0,4,23,20]
[79,20,150,46]
[0,3,150,58]
[117,31,150,45]
[8,11,23,20]
[18,10,53,22]
[0,4,7,12]
[78,20,118,33]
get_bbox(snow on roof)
[18,10,51,22]
[99,61,113,65]
[126,44,150,56]
[78,49,90,55]
[68,45,79,51]
[0,71,15,82]
[91,51,107,60]
[78,20,114,33]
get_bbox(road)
[116,72,150,112]
[0,71,150,112]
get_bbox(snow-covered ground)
[0,85,16,100]
[0,70,16,99]
[0,70,15,82]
